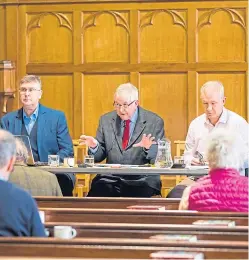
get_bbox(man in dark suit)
[80,83,165,197]
[0,129,45,237]
[1,75,73,162]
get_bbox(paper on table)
[186,165,209,170]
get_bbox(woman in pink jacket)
[179,129,248,212]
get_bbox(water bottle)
[155,138,173,168]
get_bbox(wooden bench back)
[41,208,248,225]
[35,197,180,209]
[0,238,247,259]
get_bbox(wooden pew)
[35,197,180,210]
[0,238,247,259]
[41,208,248,225]
[45,222,248,241]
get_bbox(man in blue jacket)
[0,129,45,237]
[1,75,73,162]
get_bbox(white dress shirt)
[184,108,249,166]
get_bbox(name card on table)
[126,205,165,211]
[150,251,204,259]
[192,220,236,227]
[150,234,198,242]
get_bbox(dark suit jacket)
[0,180,45,237]
[89,107,165,190]
[0,104,73,162]
[9,165,63,197]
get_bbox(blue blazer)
[0,104,73,162]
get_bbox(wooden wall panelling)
[140,9,187,63]
[39,75,74,135]
[27,12,73,64]
[4,5,18,114]
[82,10,130,63]
[197,8,246,62]
[140,73,188,156]
[0,6,6,61]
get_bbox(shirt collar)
[205,107,228,125]
[23,105,39,121]
[122,108,138,126]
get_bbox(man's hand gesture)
[79,135,98,148]
[133,134,156,150]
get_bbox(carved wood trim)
[82,11,130,34]
[198,8,246,31]
[27,12,72,34]
[140,10,187,31]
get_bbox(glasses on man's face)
[113,100,136,110]
[19,87,41,94]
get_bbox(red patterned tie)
[122,120,130,150]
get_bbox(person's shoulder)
[227,109,248,125]
[1,180,33,202]
[40,105,65,117]
[139,107,163,122]
[1,109,19,121]
[100,110,117,120]
[189,113,206,127]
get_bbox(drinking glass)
[84,155,94,166]
[48,155,60,167]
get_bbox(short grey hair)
[20,75,42,89]
[0,130,16,169]
[114,83,138,102]
[200,81,224,98]
[15,138,28,163]
[206,129,246,170]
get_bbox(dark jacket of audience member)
[0,180,46,236]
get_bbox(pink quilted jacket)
[189,168,248,212]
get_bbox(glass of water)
[48,155,60,167]
[84,155,94,167]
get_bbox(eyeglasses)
[113,100,136,110]
[19,87,41,94]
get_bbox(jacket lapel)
[14,108,23,135]
[37,104,47,159]
[111,114,123,153]
[127,107,146,149]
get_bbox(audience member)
[80,83,165,197]
[0,130,46,237]
[9,139,63,197]
[179,129,248,212]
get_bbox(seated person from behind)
[179,129,248,212]
[0,130,46,237]
[80,83,165,197]
[9,139,63,197]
